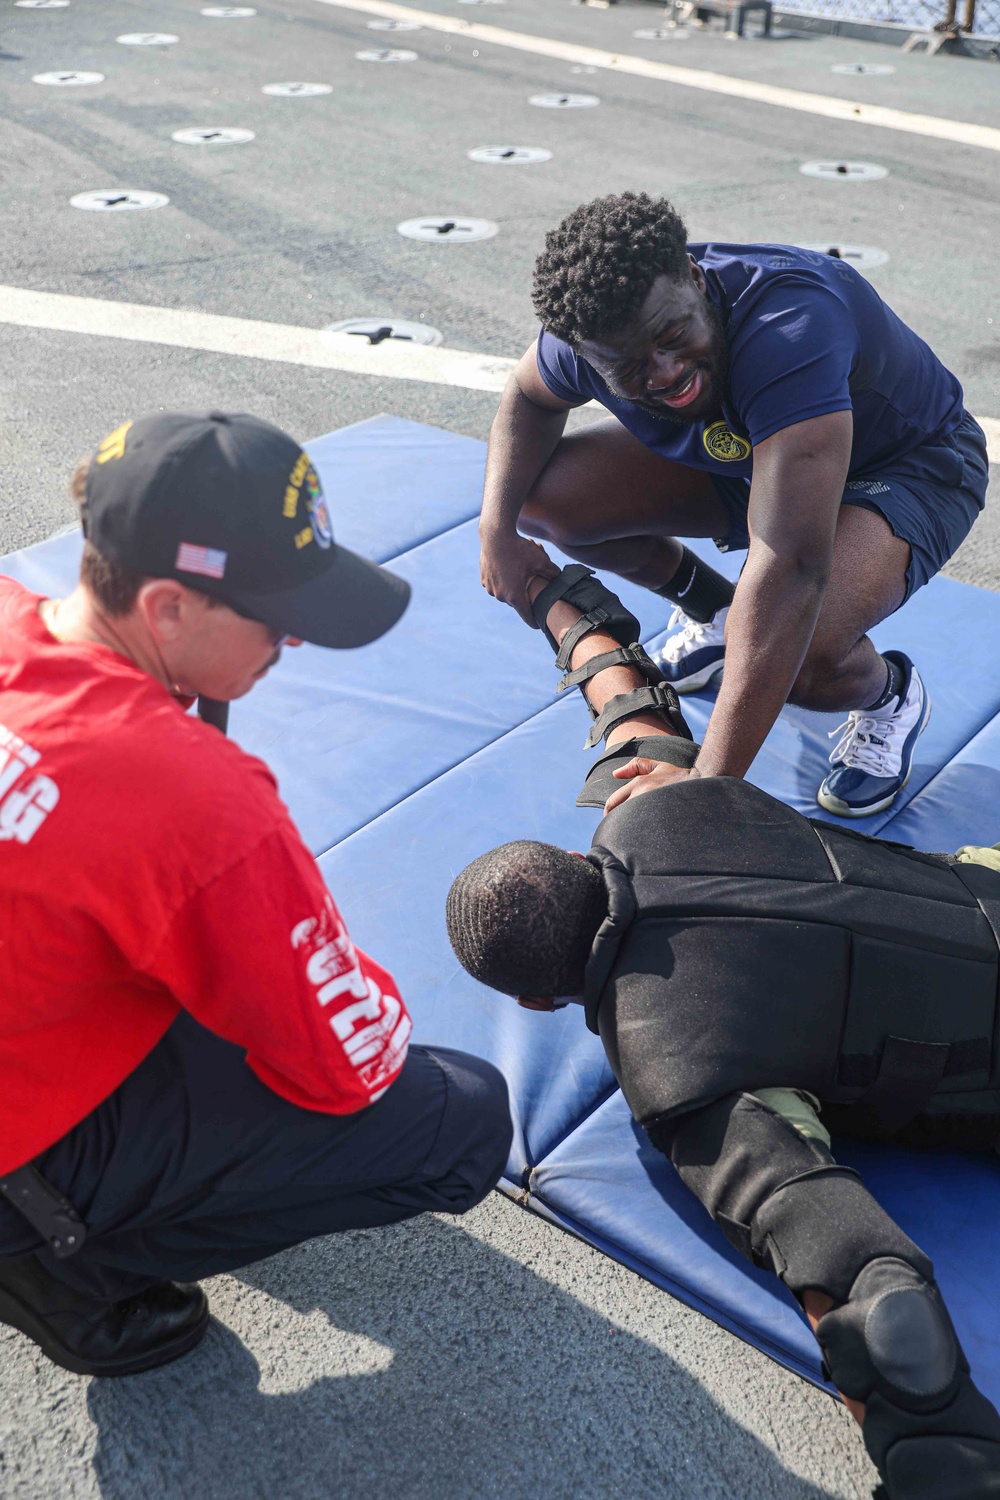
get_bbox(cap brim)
[226,545,411,648]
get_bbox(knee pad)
[815,1259,1000,1495]
[815,1258,961,1412]
[655,1095,1000,1497]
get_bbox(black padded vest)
[584,778,1000,1134]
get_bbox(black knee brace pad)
[652,1094,1000,1497]
[815,1261,1000,1492]
[577,732,700,808]
[563,650,693,748]
[531,565,641,668]
[816,1258,962,1412]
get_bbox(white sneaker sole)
[815,695,931,819]
[816,770,915,819]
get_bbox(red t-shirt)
[0,578,411,1175]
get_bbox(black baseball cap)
[81,411,410,648]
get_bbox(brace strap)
[577,732,700,809]
[555,611,613,672]
[585,683,691,749]
[530,564,641,665]
[557,642,661,695]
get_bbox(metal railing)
[773,0,999,35]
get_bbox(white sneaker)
[653,605,728,693]
[816,652,930,818]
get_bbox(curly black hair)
[446,841,608,999]
[532,192,690,346]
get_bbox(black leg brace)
[648,1093,1000,1499]
[531,565,693,748]
[531,564,642,665]
[575,734,700,809]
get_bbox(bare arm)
[605,410,852,811]
[479,342,581,626]
[696,409,852,777]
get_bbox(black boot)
[0,1253,209,1376]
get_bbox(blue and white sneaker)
[653,605,728,694]
[816,652,930,818]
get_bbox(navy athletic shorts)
[712,410,990,603]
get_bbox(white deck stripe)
[1,283,997,463]
[0,284,516,392]
[313,0,1000,154]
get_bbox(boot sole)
[0,1281,210,1377]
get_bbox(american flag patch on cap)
[175,542,228,579]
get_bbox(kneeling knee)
[519,501,580,549]
[431,1051,512,1212]
[816,1258,961,1414]
[520,484,608,550]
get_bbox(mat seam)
[524,1079,623,1175]
[377,511,480,567]
[306,417,485,570]
[877,699,1000,840]
[311,651,660,859]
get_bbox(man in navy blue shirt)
[478,192,989,816]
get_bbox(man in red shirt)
[0,411,512,1377]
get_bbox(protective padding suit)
[584,779,1000,1499]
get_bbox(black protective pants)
[0,1014,513,1302]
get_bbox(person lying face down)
[446,555,1000,1500]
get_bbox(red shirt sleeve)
[145,819,412,1114]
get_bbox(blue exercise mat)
[5,413,998,1407]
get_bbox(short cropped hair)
[71,458,147,616]
[532,191,690,346]
[446,841,608,998]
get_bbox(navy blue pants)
[0,1015,513,1302]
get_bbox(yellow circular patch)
[703,421,751,463]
